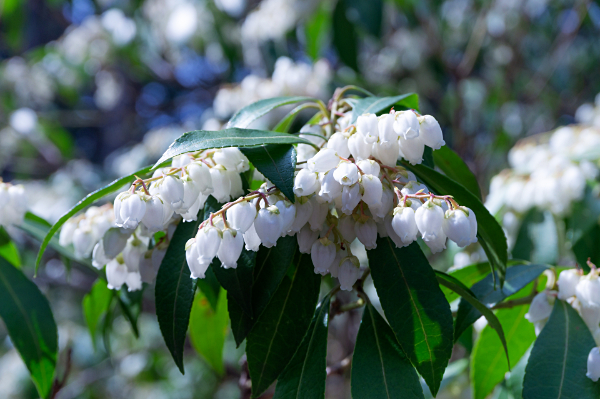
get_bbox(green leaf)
[367,240,454,397]
[432,146,482,200]
[471,307,536,399]
[351,303,424,399]
[440,262,493,303]
[522,300,600,398]
[155,208,204,374]
[189,287,229,375]
[240,144,297,202]
[573,224,600,272]
[273,103,318,133]
[454,264,548,340]
[227,97,315,129]
[505,347,531,399]
[405,163,508,285]
[273,294,331,399]
[212,249,256,317]
[34,164,162,274]
[0,227,20,267]
[512,209,558,264]
[435,271,509,366]
[83,279,112,347]
[349,94,420,123]
[345,0,382,37]
[117,287,143,338]
[155,128,313,167]
[423,146,434,169]
[0,257,57,398]
[196,266,221,311]
[568,185,600,244]
[332,0,358,71]
[246,251,321,397]
[305,2,332,60]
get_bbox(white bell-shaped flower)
[418,115,445,150]
[587,347,600,382]
[393,111,420,139]
[338,214,357,243]
[308,199,329,231]
[122,236,149,272]
[125,272,142,292]
[226,200,257,233]
[348,132,372,160]
[142,195,172,232]
[319,170,343,203]
[209,166,232,202]
[106,258,128,290]
[376,219,388,237]
[307,148,340,172]
[443,208,472,248]
[557,269,581,300]
[356,159,380,176]
[228,171,244,198]
[181,194,207,222]
[172,155,191,168]
[118,192,147,229]
[187,162,214,195]
[157,175,185,210]
[196,225,222,262]
[310,238,336,274]
[327,132,350,158]
[341,184,362,215]
[59,220,77,247]
[576,276,600,308]
[372,140,400,167]
[73,226,95,258]
[525,291,554,323]
[465,206,478,244]
[103,228,130,259]
[177,178,201,213]
[291,199,313,232]
[401,180,428,196]
[254,206,282,247]
[338,257,361,291]
[276,200,296,235]
[424,231,447,253]
[298,224,319,254]
[217,228,244,269]
[384,215,408,248]
[399,135,425,165]
[360,175,383,208]
[92,241,109,269]
[415,200,444,241]
[372,188,394,220]
[243,223,261,251]
[354,218,377,249]
[378,113,399,146]
[333,162,360,186]
[213,147,249,172]
[580,305,600,332]
[329,249,345,278]
[186,239,211,278]
[357,113,379,144]
[392,206,419,244]
[294,168,320,197]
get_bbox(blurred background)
[1,0,600,397]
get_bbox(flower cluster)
[184,109,476,291]
[0,181,27,228]
[524,264,600,381]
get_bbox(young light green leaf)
[367,240,454,397]
[305,2,332,60]
[195,266,221,311]
[240,144,297,202]
[227,97,315,129]
[273,103,319,133]
[471,307,536,399]
[523,300,600,398]
[351,303,424,399]
[273,294,331,399]
[0,257,57,398]
[349,94,419,123]
[440,262,494,303]
[432,146,482,200]
[189,287,229,375]
[405,163,508,285]
[0,227,20,267]
[246,251,321,398]
[83,279,113,347]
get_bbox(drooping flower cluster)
[184,109,476,291]
[0,181,27,228]
[524,264,600,381]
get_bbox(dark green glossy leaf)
[440,262,493,303]
[196,266,221,311]
[568,185,600,244]
[0,257,57,398]
[367,240,453,397]
[227,97,315,129]
[212,249,256,317]
[240,144,297,202]
[573,224,600,272]
[454,264,548,340]
[83,279,112,347]
[332,0,358,71]
[155,208,204,374]
[346,0,382,37]
[405,163,508,285]
[118,287,144,338]
[523,300,600,398]
[512,209,558,264]
[349,94,419,123]
[351,303,424,399]
[246,252,321,397]
[229,296,254,347]
[423,146,434,169]
[471,307,535,399]
[189,287,228,375]
[0,227,20,267]
[432,146,482,200]
[273,294,331,399]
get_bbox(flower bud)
[557,269,580,300]
[217,228,244,269]
[158,175,185,210]
[327,132,350,158]
[354,218,377,249]
[106,258,128,290]
[418,115,445,150]
[338,214,357,243]
[415,200,444,241]
[348,132,372,160]
[254,206,282,247]
[577,276,600,308]
[378,113,399,146]
[291,199,313,232]
[372,141,400,167]
[226,200,257,233]
[310,238,336,274]
[187,162,214,195]
[243,223,261,251]
[118,192,147,230]
[333,162,359,186]
[393,111,420,139]
[360,175,383,208]
[587,347,600,382]
[196,225,222,262]
[525,291,554,323]
[142,195,172,232]
[399,135,425,165]
[294,168,319,197]
[356,159,380,176]
[392,206,418,244]
[442,208,472,248]
[209,166,232,203]
[308,199,329,231]
[307,148,340,172]
[357,113,379,144]
[318,170,342,203]
[341,184,361,215]
[297,224,319,254]
[338,257,360,291]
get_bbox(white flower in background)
[587,347,600,382]
[0,182,28,228]
[525,291,554,335]
[557,269,581,300]
[338,257,361,291]
[217,229,244,269]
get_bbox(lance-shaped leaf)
[246,252,321,398]
[332,0,358,71]
[83,279,112,347]
[367,240,454,397]
[405,162,508,285]
[273,294,331,399]
[155,207,204,374]
[0,227,20,267]
[351,303,424,399]
[227,97,315,129]
[523,300,600,398]
[155,128,313,167]
[0,257,57,398]
[211,249,256,317]
[195,266,221,311]
[454,264,548,340]
[240,144,297,202]
[349,93,419,123]
[432,146,482,200]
